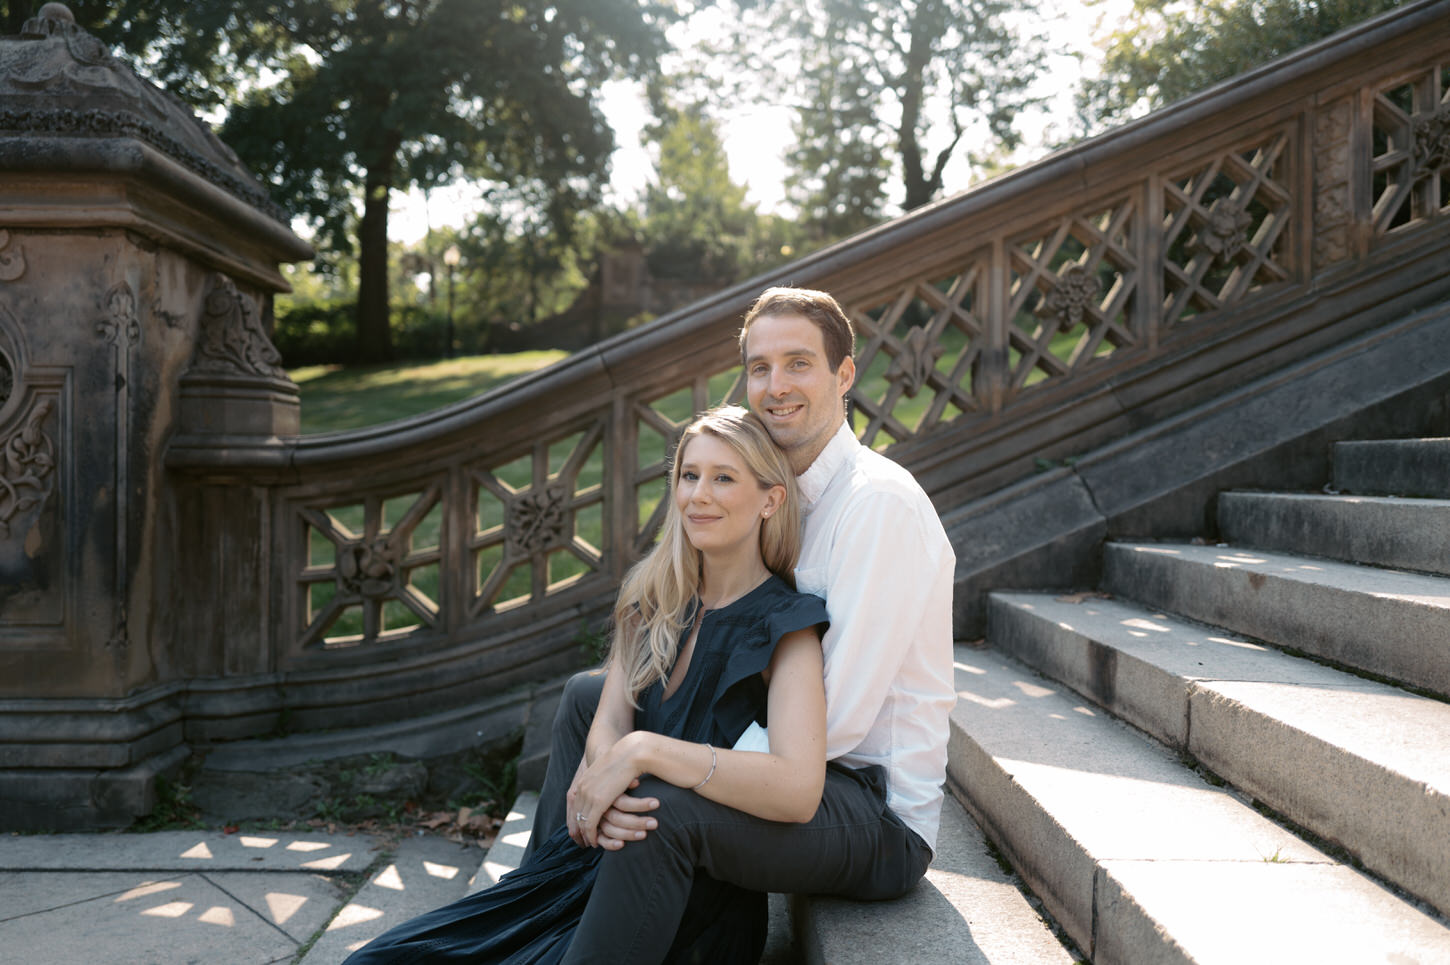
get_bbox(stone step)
[1101,541,1450,698]
[1333,437,1450,497]
[478,793,1073,963]
[798,794,1075,965]
[948,646,1450,963]
[988,591,1450,918]
[1218,490,1450,576]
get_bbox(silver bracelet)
[692,743,717,790]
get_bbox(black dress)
[344,575,829,965]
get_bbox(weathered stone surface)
[798,795,1074,965]
[1102,542,1450,698]
[992,591,1450,918]
[302,834,482,964]
[1334,437,1450,497]
[1219,490,1450,575]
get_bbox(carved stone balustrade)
[3,1,1450,830]
[0,3,310,828]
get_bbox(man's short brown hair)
[739,287,856,372]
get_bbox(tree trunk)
[899,0,941,211]
[356,153,397,363]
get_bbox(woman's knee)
[558,670,606,730]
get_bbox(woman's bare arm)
[572,627,826,846]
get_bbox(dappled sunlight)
[424,861,460,880]
[374,865,405,891]
[141,901,193,919]
[953,660,987,676]
[302,852,353,871]
[1131,546,1183,557]
[197,906,236,927]
[180,842,212,860]
[1011,679,1055,699]
[115,880,182,903]
[287,840,333,852]
[265,892,308,925]
[1122,617,1171,633]
[328,904,385,931]
[1207,635,1266,651]
[238,836,278,849]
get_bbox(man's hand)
[595,789,660,850]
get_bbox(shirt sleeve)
[815,489,949,761]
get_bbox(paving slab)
[990,591,1450,918]
[948,646,1450,959]
[0,830,381,874]
[0,869,316,965]
[798,794,1074,965]
[1102,541,1450,697]
[469,790,536,894]
[1219,490,1450,575]
[302,832,484,964]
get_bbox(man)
[530,287,957,961]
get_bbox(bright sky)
[390,0,1134,245]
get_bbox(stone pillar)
[0,3,311,829]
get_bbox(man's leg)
[560,766,932,964]
[524,670,606,860]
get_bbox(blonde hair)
[610,405,801,704]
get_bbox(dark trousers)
[530,671,934,964]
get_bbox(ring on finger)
[576,811,587,824]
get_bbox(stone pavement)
[0,798,537,965]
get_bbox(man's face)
[744,312,855,473]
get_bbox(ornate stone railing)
[158,0,1450,738]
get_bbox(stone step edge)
[1100,540,1450,700]
[947,646,1450,962]
[985,590,1450,920]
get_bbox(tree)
[639,98,763,282]
[16,0,675,362]
[1079,0,1414,131]
[697,0,1047,237]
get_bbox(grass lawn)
[290,350,569,434]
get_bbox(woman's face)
[674,433,783,558]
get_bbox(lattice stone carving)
[0,398,55,538]
[193,274,287,378]
[1006,199,1138,398]
[296,485,443,648]
[851,264,986,448]
[1372,65,1450,235]
[472,421,605,615]
[1162,130,1293,327]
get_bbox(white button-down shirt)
[733,421,956,851]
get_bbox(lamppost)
[443,244,460,359]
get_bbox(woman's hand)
[569,732,652,848]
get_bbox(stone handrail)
[162,0,1450,737]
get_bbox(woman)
[346,405,828,964]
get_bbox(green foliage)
[1079,0,1413,130]
[131,775,204,832]
[575,618,612,666]
[698,0,1049,239]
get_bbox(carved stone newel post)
[0,3,311,828]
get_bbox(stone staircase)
[320,438,1450,963]
[953,435,1450,962]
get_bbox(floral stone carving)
[884,326,945,398]
[96,281,140,347]
[1411,107,1450,181]
[337,536,400,599]
[192,275,287,379]
[507,483,569,555]
[0,399,55,538]
[1194,197,1254,263]
[1040,265,1100,328]
[0,230,24,282]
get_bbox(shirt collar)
[796,421,857,510]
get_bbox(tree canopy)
[696,0,1048,236]
[21,0,676,362]
[1079,0,1413,130]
